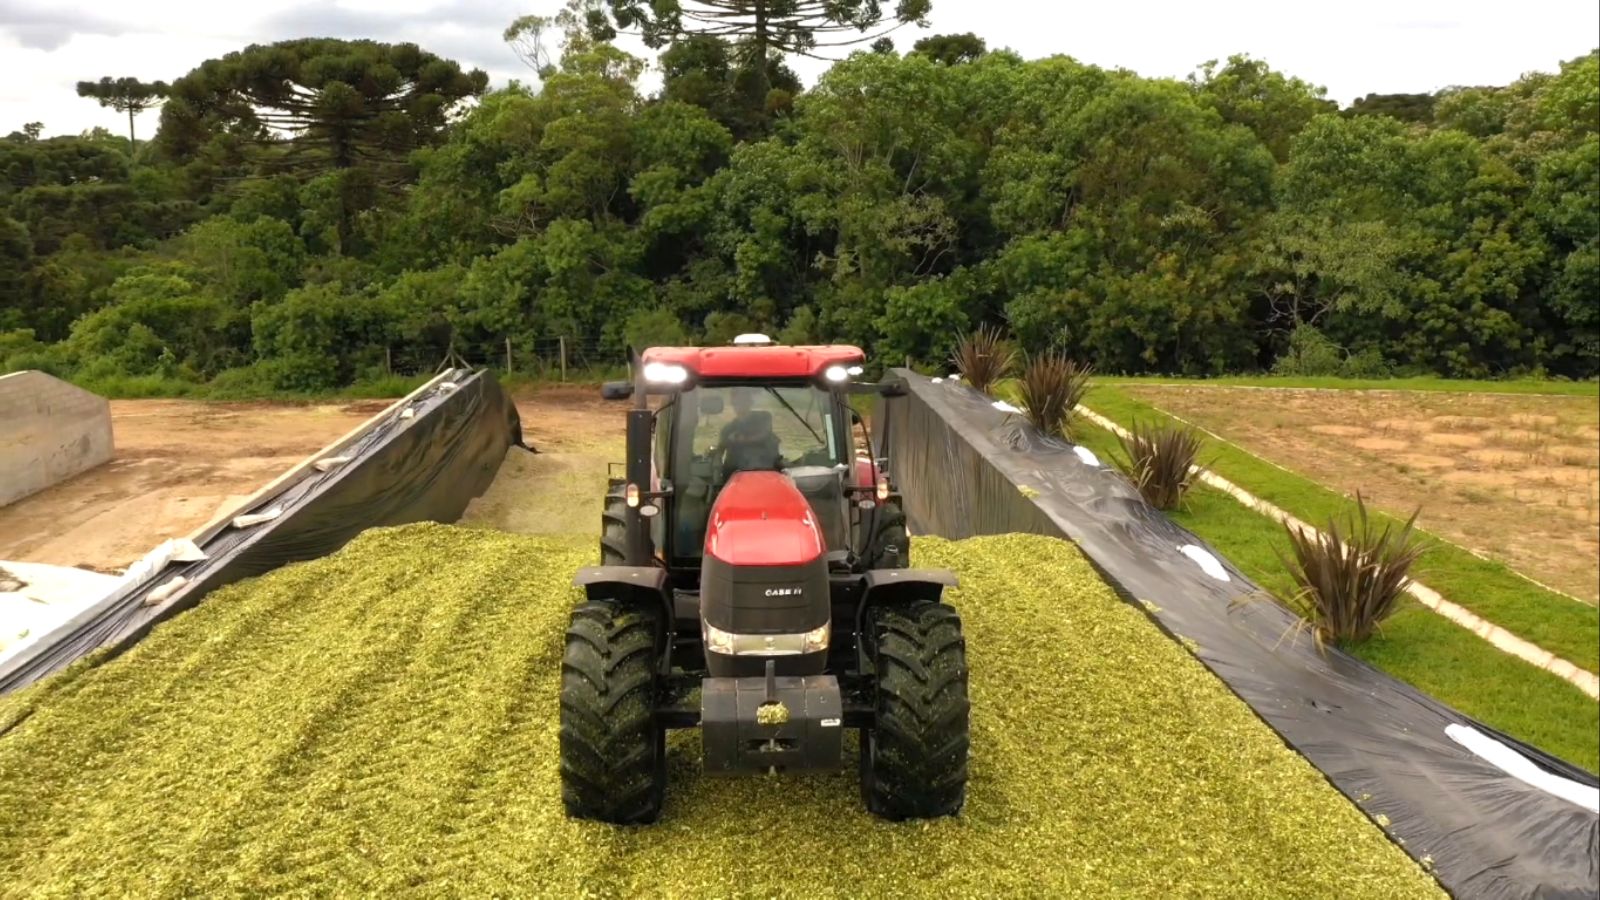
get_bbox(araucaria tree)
[158,39,488,251]
[582,1,931,94]
[76,77,169,150]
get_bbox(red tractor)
[561,336,970,824]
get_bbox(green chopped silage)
[0,525,1441,898]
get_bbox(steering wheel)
[716,435,783,478]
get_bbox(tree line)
[1,12,1595,392]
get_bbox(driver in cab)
[718,387,781,473]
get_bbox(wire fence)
[375,336,924,383]
[379,336,628,382]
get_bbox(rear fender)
[573,566,675,668]
[854,568,958,667]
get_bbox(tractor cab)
[600,338,889,580]
[563,336,970,825]
[657,376,864,573]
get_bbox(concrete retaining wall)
[0,371,114,508]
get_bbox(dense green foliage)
[2,34,1596,392]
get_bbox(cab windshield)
[666,383,846,560]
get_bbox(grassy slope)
[1084,386,1600,672]
[1101,375,1599,396]
[0,525,1438,898]
[1069,408,1600,773]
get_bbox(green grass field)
[63,371,437,402]
[53,368,624,403]
[1099,375,1599,396]
[1069,393,1600,773]
[0,525,1438,897]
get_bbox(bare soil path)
[0,399,387,572]
[0,387,627,574]
[1123,386,1600,603]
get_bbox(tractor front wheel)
[559,600,666,824]
[860,599,970,820]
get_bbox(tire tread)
[861,599,970,819]
[558,600,665,824]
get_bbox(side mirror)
[700,394,725,415]
[600,380,634,401]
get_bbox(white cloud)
[896,0,1598,104]
[3,0,1596,137]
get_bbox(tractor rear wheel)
[866,496,910,569]
[859,599,970,820]
[559,600,667,824]
[600,479,626,566]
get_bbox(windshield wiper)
[765,386,825,445]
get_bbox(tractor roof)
[640,344,864,380]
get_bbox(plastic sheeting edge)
[0,368,521,694]
[884,371,1598,900]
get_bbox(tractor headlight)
[642,362,689,384]
[703,621,831,656]
[705,622,735,655]
[822,364,850,383]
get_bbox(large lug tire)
[866,496,910,570]
[860,599,970,820]
[559,600,667,824]
[600,479,626,566]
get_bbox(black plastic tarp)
[883,371,1599,900]
[0,368,521,694]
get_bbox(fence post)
[505,337,513,375]
[385,346,392,376]
[559,336,568,382]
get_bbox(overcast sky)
[3,0,1597,138]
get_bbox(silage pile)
[0,525,1439,898]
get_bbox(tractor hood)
[700,470,832,678]
[704,471,825,568]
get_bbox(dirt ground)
[1123,386,1600,603]
[461,385,625,537]
[0,400,389,572]
[0,387,627,575]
